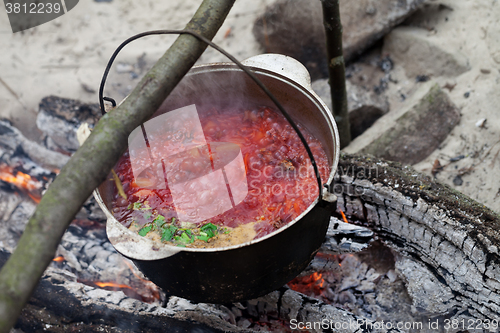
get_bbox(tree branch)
[321,0,350,148]
[0,0,236,331]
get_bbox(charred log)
[37,96,101,153]
[0,120,69,172]
[334,153,500,322]
[0,251,225,333]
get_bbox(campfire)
[0,102,387,331]
[0,136,162,305]
[1,0,500,328]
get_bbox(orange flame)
[52,256,65,262]
[27,192,41,204]
[77,260,160,303]
[287,271,326,296]
[310,272,324,288]
[0,164,42,202]
[340,210,349,224]
[121,259,161,303]
[95,281,132,290]
[78,278,159,303]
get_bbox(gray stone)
[383,26,471,78]
[345,82,460,165]
[313,79,389,139]
[253,0,425,79]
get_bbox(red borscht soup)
[111,105,330,248]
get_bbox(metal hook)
[102,97,116,111]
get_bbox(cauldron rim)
[96,54,340,261]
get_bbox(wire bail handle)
[98,29,324,199]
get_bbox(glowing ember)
[27,192,41,204]
[81,279,160,303]
[312,272,324,288]
[94,281,132,290]
[52,256,65,262]
[288,271,326,296]
[316,252,341,261]
[77,260,161,303]
[0,164,42,202]
[340,210,349,224]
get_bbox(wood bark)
[334,153,500,321]
[0,1,235,331]
[321,0,350,148]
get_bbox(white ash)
[301,244,422,328]
[395,257,457,315]
[0,189,36,252]
[321,217,374,253]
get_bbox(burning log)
[37,96,101,153]
[0,251,224,333]
[334,153,500,324]
[0,164,43,203]
[0,119,66,209]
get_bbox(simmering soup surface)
[111,105,330,248]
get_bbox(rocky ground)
[353,0,500,213]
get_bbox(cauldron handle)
[98,30,326,199]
